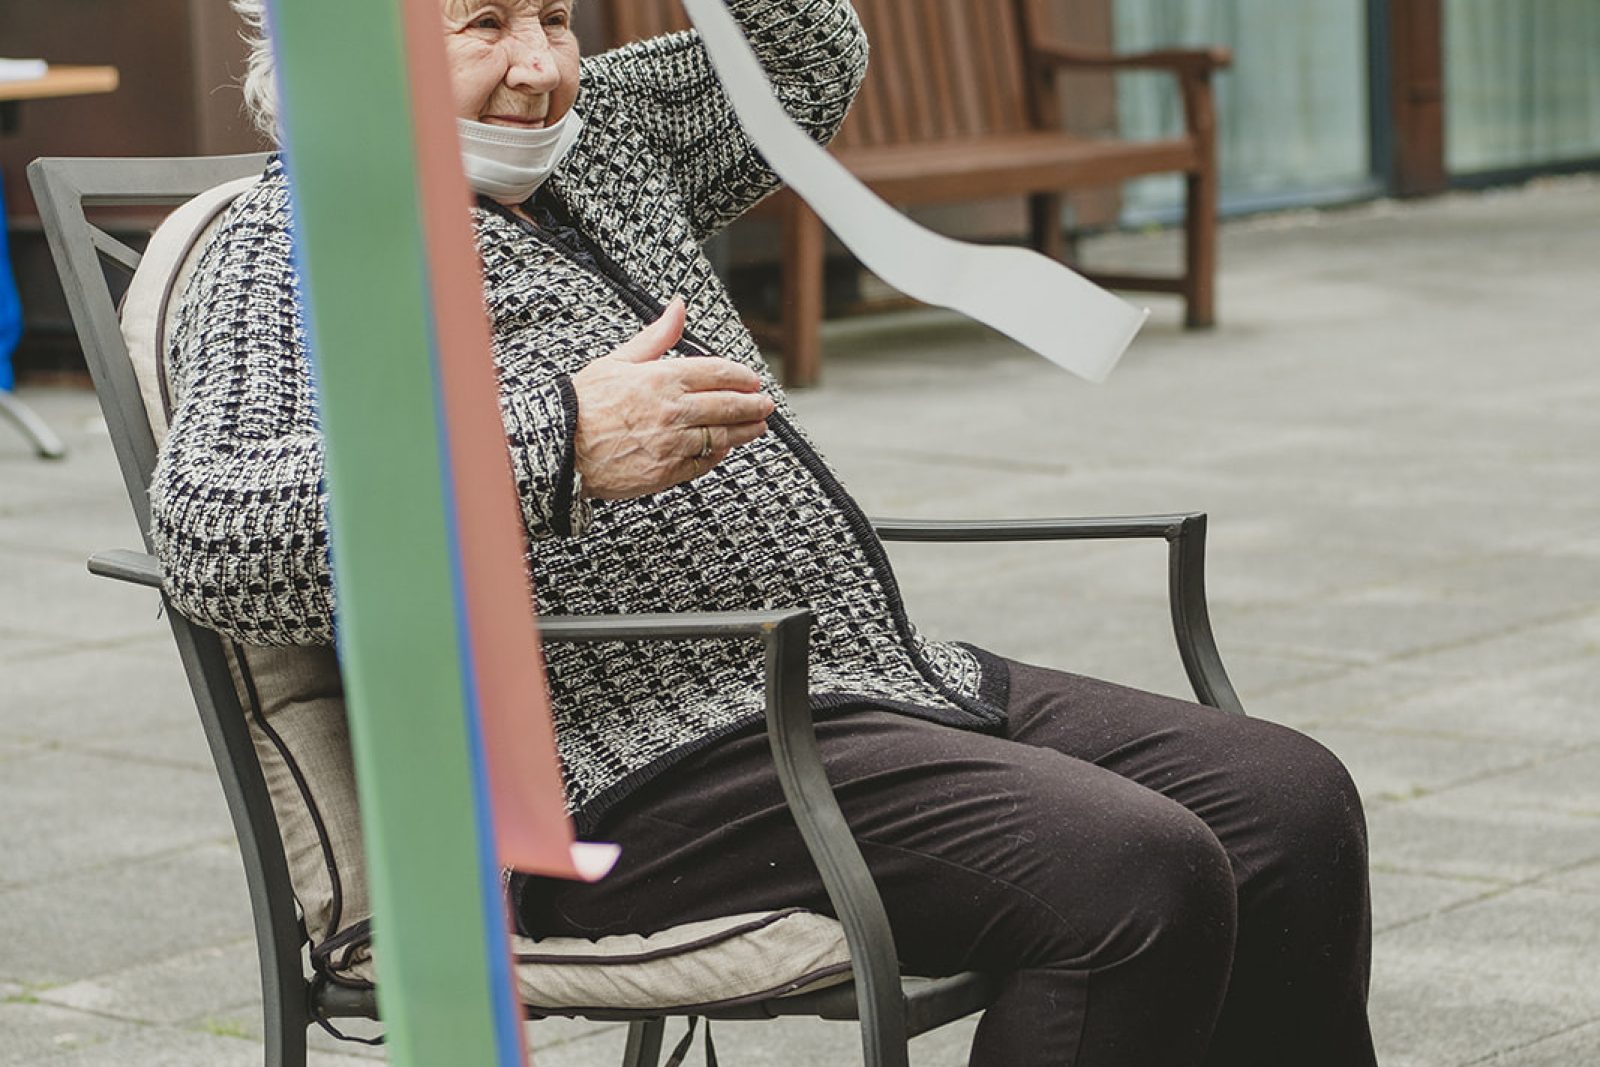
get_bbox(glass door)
[1112,0,1378,219]
[1444,0,1600,176]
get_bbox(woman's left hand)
[570,298,775,499]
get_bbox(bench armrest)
[1030,41,1233,77]
[872,513,1244,715]
[1029,40,1229,141]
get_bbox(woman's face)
[442,0,581,127]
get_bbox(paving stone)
[1300,723,1559,805]
[0,493,144,564]
[0,1000,134,1066]
[1372,889,1600,1066]
[527,1015,623,1049]
[1538,859,1600,897]
[211,1002,390,1060]
[3,642,193,742]
[0,546,166,644]
[0,841,252,987]
[0,736,45,761]
[1254,614,1600,729]
[38,940,259,1027]
[1367,787,1600,884]
[1370,869,1503,934]
[0,747,230,886]
[1352,654,1600,746]
[21,1024,361,1067]
[1225,597,1556,670]
[1471,1018,1600,1066]
[1449,746,1600,818]
[0,623,61,665]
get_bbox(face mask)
[457,110,584,205]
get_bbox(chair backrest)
[599,0,1048,150]
[27,155,376,1002]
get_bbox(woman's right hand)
[569,298,775,500]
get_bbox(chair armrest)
[870,514,1191,543]
[88,548,164,588]
[540,608,909,1051]
[536,609,808,643]
[872,514,1245,716]
[1030,40,1232,77]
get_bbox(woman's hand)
[570,298,775,500]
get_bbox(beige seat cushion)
[119,174,854,1012]
[344,908,852,1013]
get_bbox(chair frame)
[30,152,1243,1067]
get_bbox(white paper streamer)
[681,0,1147,382]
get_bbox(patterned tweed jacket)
[150,0,1007,835]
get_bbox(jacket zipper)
[487,199,1003,723]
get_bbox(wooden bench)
[600,0,1230,388]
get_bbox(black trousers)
[520,660,1376,1067]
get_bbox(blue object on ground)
[0,169,22,391]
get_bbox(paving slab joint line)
[0,836,239,894]
[0,735,223,775]
[1354,601,1600,673]
[9,630,178,663]
[1375,738,1600,808]
[1374,851,1600,936]
[35,737,225,776]
[1458,1013,1600,1065]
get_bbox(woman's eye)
[468,13,502,30]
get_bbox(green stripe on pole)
[266,1,518,1062]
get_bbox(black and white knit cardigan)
[150,0,1007,835]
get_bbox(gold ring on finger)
[696,425,713,460]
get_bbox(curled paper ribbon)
[681,0,1148,382]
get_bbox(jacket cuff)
[552,374,590,538]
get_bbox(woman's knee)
[1243,725,1371,903]
[1050,793,1238,974]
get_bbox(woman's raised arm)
[577,0,867,239]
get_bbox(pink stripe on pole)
[395,0,614,884]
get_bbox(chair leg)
[1028,192,1067,263]
[780,200,825,389]
[622,1018,666,1067]
[1184,168,1218,328]
[262,1001,307,1067]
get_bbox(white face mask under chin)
[457,111,584,206]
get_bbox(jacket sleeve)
[576,0,868,240]
[148,176,588,648]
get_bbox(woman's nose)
[505,30,561,93]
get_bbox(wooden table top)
[0,65,119,103]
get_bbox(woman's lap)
[519,660,1374,1066]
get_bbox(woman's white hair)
[232,0,279,141]
[231,0,584,142]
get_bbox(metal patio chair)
[29,151,1243,1067]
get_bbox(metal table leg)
[0,389,66,459]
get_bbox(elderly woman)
[150,1,1377,1064]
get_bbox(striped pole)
[265,0,611,1061]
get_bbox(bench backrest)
[599,0,1049,149]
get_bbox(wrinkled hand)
[570,298,775,500]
